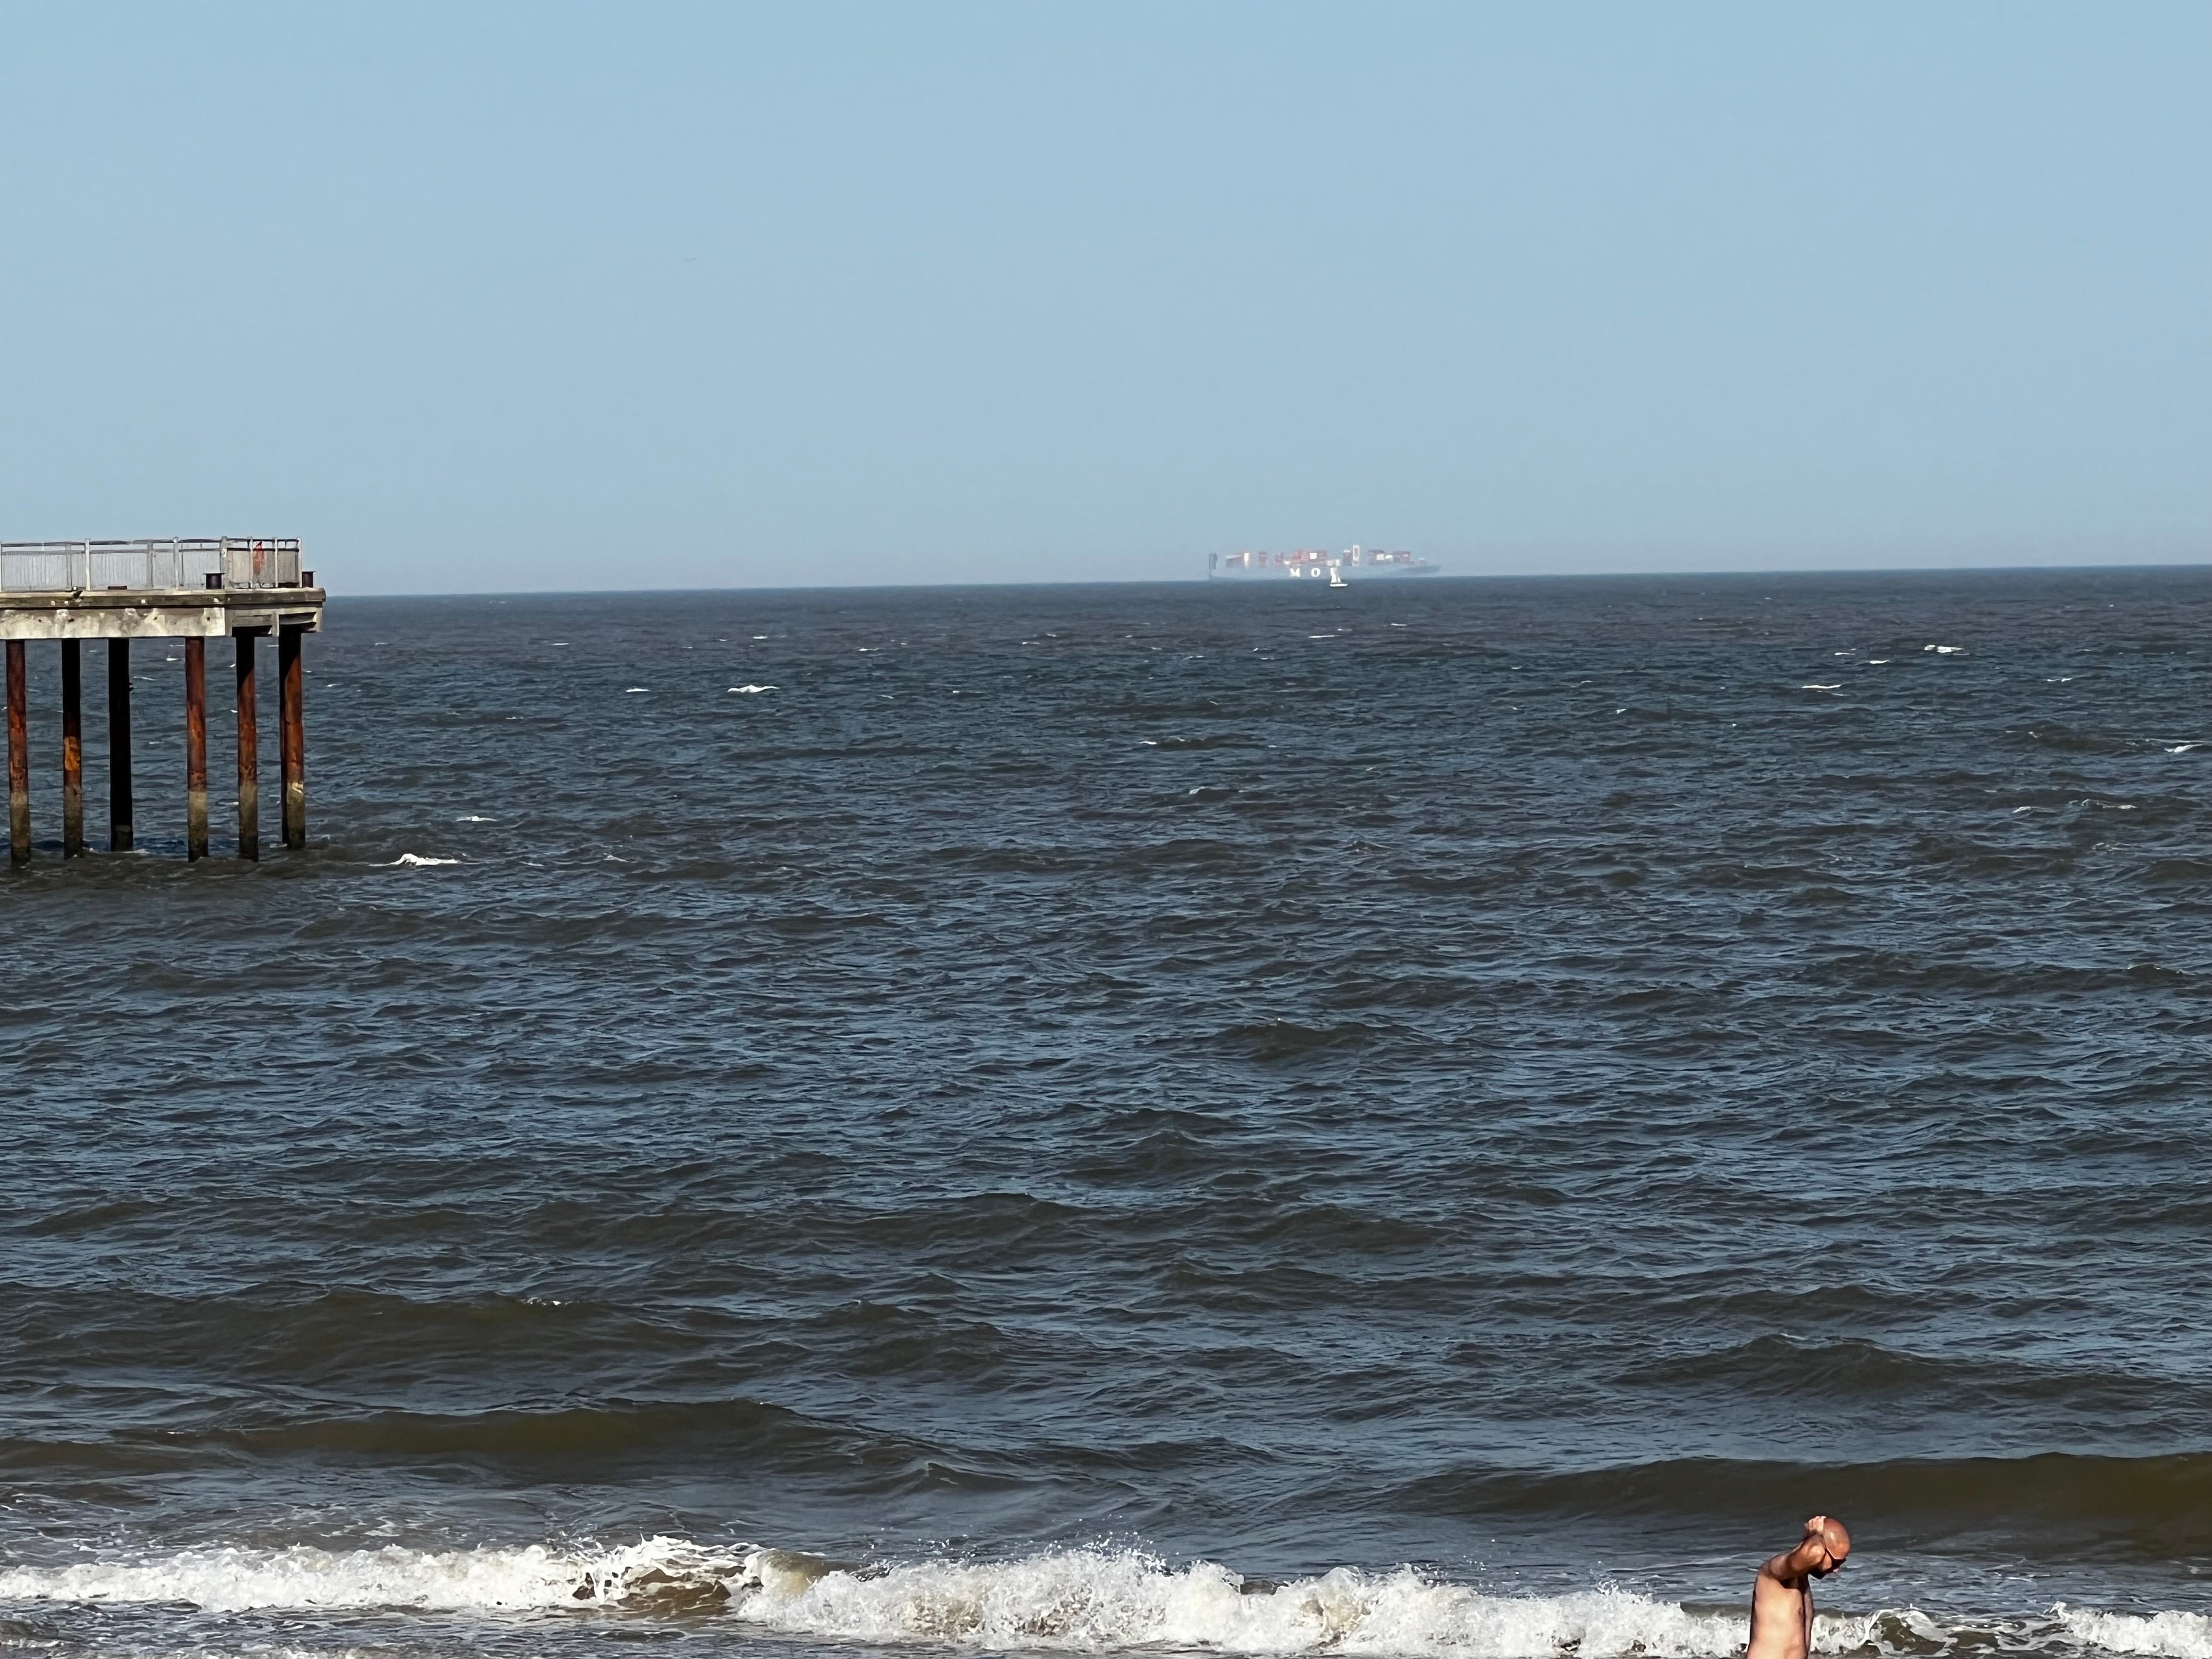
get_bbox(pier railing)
[0,539,306,594]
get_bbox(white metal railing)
[0,538,307,594]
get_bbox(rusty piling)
[108,640,133,852]
[5,641,27,866]
[279,624,306,849]
[184,637,208,861]
[60,640,84,856]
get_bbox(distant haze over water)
[4,569,2211,1659]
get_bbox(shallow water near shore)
[4,569,2210,1659]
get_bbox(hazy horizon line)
[317,557,2212,602]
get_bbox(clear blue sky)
[2,3,2204,594]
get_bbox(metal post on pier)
[184,637,208,861]
[235,629,259,862]
[5,641,27,866]
[60,640,84,856]
[108,640,133,852]
[279,624,306,849]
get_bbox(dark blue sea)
[4,569,2210,1659]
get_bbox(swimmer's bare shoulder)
[1746,1515,1851,1659]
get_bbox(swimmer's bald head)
[1803,1515,1850,1576]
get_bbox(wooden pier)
[0,539,324,865]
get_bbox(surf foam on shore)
[7,1540,2212,1657]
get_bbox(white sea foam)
[1801,684,1842,692]
[387,853,462,867]
[6,1541,2204,1658]
[735,1552,1757,1657]
[2057,1606,2212,1657]
[0,1542,1748,1651]
[728,684,777,693]
[0,1538,735,1615]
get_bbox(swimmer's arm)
[1759,1542,1823,1582]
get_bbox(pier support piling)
[6,641,27,866]
[278,624,306,849]
[184,638,208,861]
[108,640,133,852]
[61,640,84,856]
[235,629,259,862]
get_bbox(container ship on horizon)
[1210,545,1441,584]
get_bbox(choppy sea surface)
[4,569,2211,1659]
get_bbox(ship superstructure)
[1210,545,1440,582]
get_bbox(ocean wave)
[6,1542,2212,1657]
[1197,1019,1387,1062]
[1395,1452,2212,1553]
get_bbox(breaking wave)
[5,1541,2211,1657]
